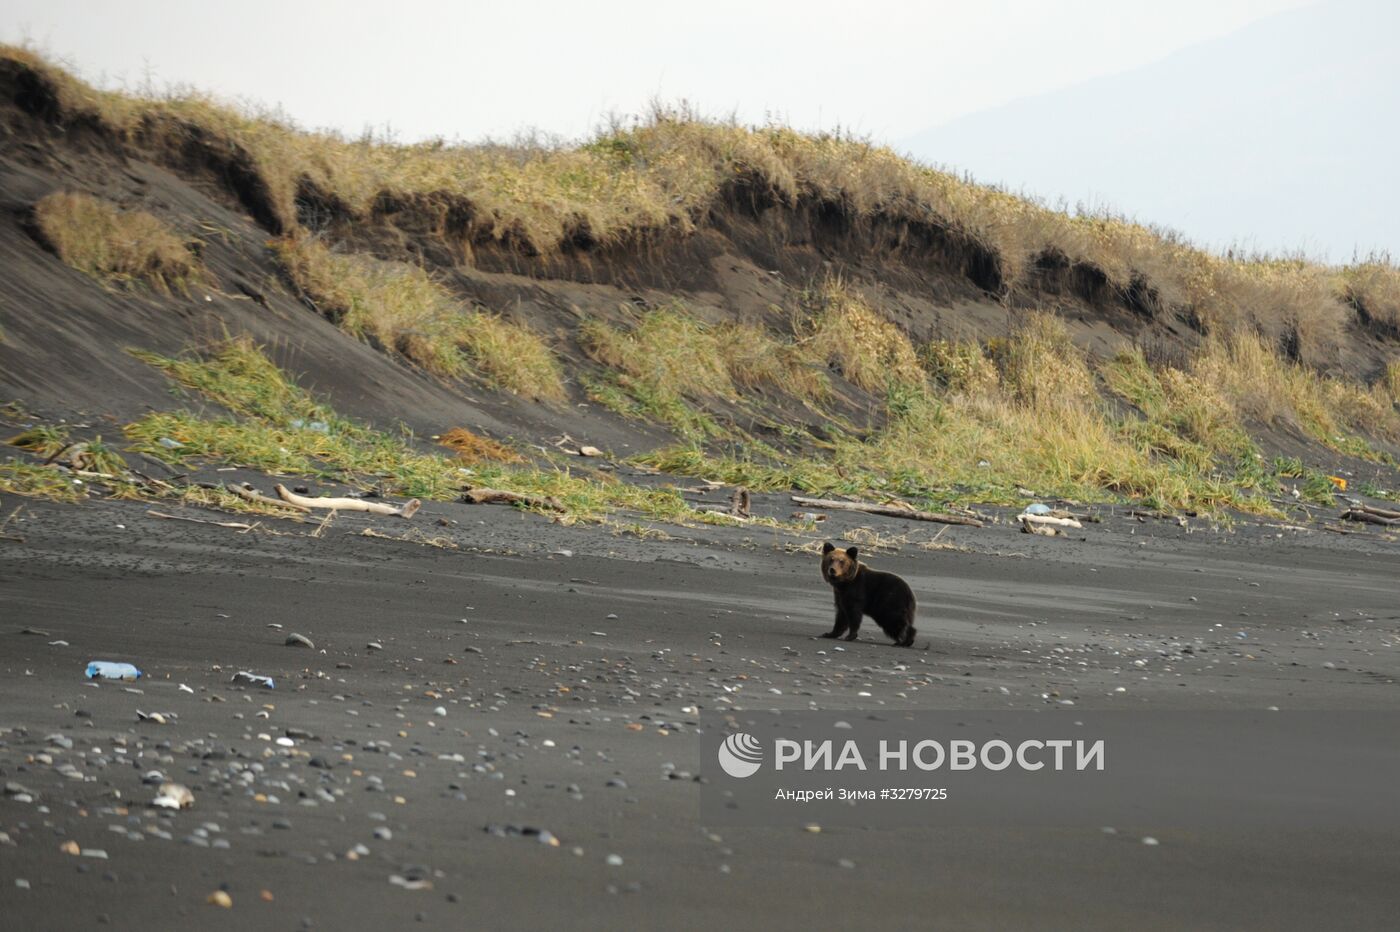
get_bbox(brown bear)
[820,542,917,647]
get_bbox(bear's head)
[821,541,860,584]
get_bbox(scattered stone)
[153,783,194,810]
[484,824,559,846]
[4,781,34,798]
[207,890,232,908]
[285,633,315,649]
[389,875,433,891]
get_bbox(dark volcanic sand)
[1,493,1398,931]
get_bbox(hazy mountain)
[900,0,1399,262]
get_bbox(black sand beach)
[3,492,1398,930]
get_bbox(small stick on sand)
[274,484,421,519]
[790,495,984,527]
[700,509,751,523]
[460,487,565,512]
[147,510,256,530]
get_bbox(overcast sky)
[11,0,1389,258]
[5,0,1310,142]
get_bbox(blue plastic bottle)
[86,661,143,681]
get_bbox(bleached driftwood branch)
[274,483,421,518]
[790,495,983,527]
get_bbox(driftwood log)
[274,483,421,518]
[461,487,565,512]
[790,495,984,527]
[1340,509,1398,527]
[232,483,310,512]
[1355,504,1400,520]
[1018,513,1083,530]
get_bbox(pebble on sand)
[207,890,233,908]
[285,633,315,649]
[152,783,194,810]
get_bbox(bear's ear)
[845,546,858,561]
[821,541,835,554]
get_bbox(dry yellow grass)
[580,302,828,404]
[1384,361,1400,405]
[8,45,1396,366]
[1103,348,1248,457]
[920,339,999,396]
[1192,332,1400,450]
[273,235,466,376]
[455,309,566,402]
[800,279,924,393]
[665,312,1255,511]
[1338,256,1400,336]
[437,427,524,463]
[33,191,202,293]
[274,236,564,399]
[581,307,737,401]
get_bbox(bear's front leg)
[824,601,857,639]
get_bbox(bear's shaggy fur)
[819,542,917,647]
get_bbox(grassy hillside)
[7,45,1400,359]
[2,44,1398,524]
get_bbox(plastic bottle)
[86,661,143,681]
